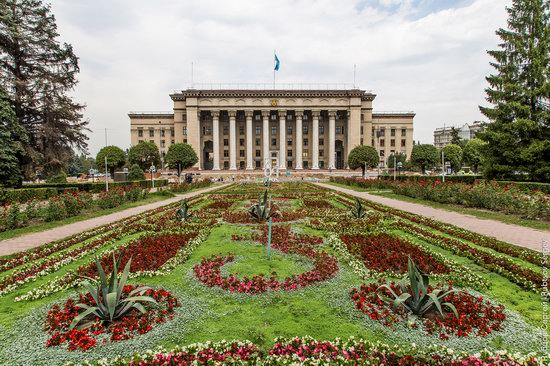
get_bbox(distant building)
[433,121,484,149]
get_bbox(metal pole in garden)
[393,154,397,181]
[267,216,272,260]
[104,156,109,192]
[441,150,445,183]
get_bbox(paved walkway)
[0,184,225,256]
[317,183,549,253]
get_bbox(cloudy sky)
[49,0,510,156]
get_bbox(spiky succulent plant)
[248,190,278,223]
[350,198,367,219]
[69,255,157,330]
[176,200,194,221]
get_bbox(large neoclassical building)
[129,88,414,171]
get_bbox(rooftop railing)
[173,83,372,92]
[128,111,173,115]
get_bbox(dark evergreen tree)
[0,87,27,186]
[479,0,549,181]
[0,0,89,179]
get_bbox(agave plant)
[69,255,157,330]
[248,190,278,223]
[175,200,194,221]
[377,257,458,319]
[350,198,367,219]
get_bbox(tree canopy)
[478,0,550,181]
[386,152,407,169]
[0,88,27,187]
[0,0,89,179]
[410,144,439,174]
[347,145,379,177]
[463,139,486,173]
[442,144,463,173]
[96,146,126,178]
[165,143,198,175]
[127,164,145,181]
[128,142,161,171]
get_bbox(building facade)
[433,121,484,149]
[129,88,415,170]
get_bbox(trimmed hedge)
[1,180,168,204]
[379,175,483,184]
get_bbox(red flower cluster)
[340,233,450,274]
[77,233,196,277]
[195,226,337,294]
[350,281,506,339]
[45,285,179,351]
[302,198,334,209]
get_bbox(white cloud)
[49,0,510,155]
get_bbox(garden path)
[0,184,225,256]
[317,182,549,253]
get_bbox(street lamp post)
[104,156,109,192]
[441,150,445,183]
[397,161,403,178]
[89,168,95,183]
[393,154,397,181]
[150,164,156,190]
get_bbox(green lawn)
[0,193,173,242]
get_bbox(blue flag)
[274,53,280,71]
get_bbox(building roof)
[170,88,376,101]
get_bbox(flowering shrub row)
[45,285,179,351]
[78,337,548,365]
[350,281,506,339]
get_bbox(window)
[319,138,324,146]
[360,138,363,145]
[287,149,292,157]
[380,139,385,147]
[303,125,308,134]
[149,128,154,137]
[256,138,261,146]
[287,114,293,120]
[319,161,324,169]
[380,150,385,157]
[304,138,309,146]
[202,126,212,135]
[223,150,229,157]
[287,138,292,146]
[401,128,406,137]
[304,114,309,120]
[183,139,187,143]
[239,126,245,135]
[271,114,277,121]
[160,129,165,137]
[380,128,385,137]
[319,150,324,157]
[240,150,245,157]
[138,129,143,137]
[223,126,229,135]
[391,129,396,137]
[183,127,187,135]
[319,125,324,134]
[271,126,277,135]
[224,161,229,169]
[171,140,175,144]
[160,140,165,148]
[271,138,277,146]
[336,126,342,134]
[138,139,143,143]
[149,140,154,143]
[256,150,261,157]
[170,128,174,137]
[390,139,395,147]
[256,126,261,135]
[239,138,244,147]
[360,126,363,135]
[223,139,229,147]
[287,160,292,168]
[255,160,261,168]
[401,139,406,147]
[287,125,293,134]
[303,151,309,158]
[303,160,309,168]
[255,114,261,121]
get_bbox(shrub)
[46,172,68,183]
[127,164,145,181]
[43,198,67,222]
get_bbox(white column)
[246,111,253,170]
[329,111,336,170]
[229,111,237,170]
[212,111,220,170]
[312,110,320,169]
[295,111,303,169]
[262,110,270,168]
[279,110,286,170]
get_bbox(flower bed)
[44,285,179,351]
[350,281,506,339]
[340,233,450,275]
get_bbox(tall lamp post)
[89,168,95,183]
[397,161,403,178]
[150,164,156,189]
[441,149,445,183]
[104,156,109,192]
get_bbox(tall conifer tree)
[479,0,549,181]
[0,0,89,179]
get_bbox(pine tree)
[479,0,550,181]
[0,0,89,179]
[0,87,27,186]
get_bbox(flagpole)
[273,49,276,89]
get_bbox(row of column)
[210,110,338,171]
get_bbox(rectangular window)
[256,150,261,157]
[303,151,309,158]
[319,138,324,146]
[380,139,385,147]
[138,129,143,137]
[287,138,292,146]
[319,161,324,169]
[256,126,261,135]
[391,139,395,147]
[183,127,187,135]
[287,160,292,168]
[255,114,261,121]
[304,138,308,146]
[360,138,364,145]
[401,139,406,147]
[336,126,342,134]
[170,128,174,137]
[287,149,292,157]
[160,140,165,148]
[223,150,229,157]
[271,126,277,135]
[401,128,406,137]
[390,128,395,137]
[271,138,277,146]
[149,128,154,137]
[380,128,385,137]
[319,125,324,134]
[183,139,187,144]
[271,114,277,121]
[304,114,309,120]
[149,140,154,143]
[255,160,261,168]
[240,138,244,147]
[287,125,293,134]
[303,125,308,134]
[171,140,175,144]
[319,150,324,157]
[380,150,385,157]
[360,126,363,135]
[239,126,245,135]
[138,139,143,143]
[224,139,229,146]
[160,129,165,137]
[287,114,293,120]
[255,138,261,146]
[224,161,229,169]
[240,150,245,157]
[223,126,229,135]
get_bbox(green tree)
[96,146,126,178]
[128,142,161,171]
[450,127,461,146]
[442,144,463,173]
[0,0,89,178]
[463,138,486,173]
[479,0,550,181]
[410,144,439,174]
[165,143,198,176]
[386,152,407,169]
[0,88,27,187]
[127,164,145,181]
[347,145,379,178]
[67,153,96,176]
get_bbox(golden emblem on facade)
[270,99,278,107]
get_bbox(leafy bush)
[127,164,145,181]
[46,172,68,183]
[43,198,67,222]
